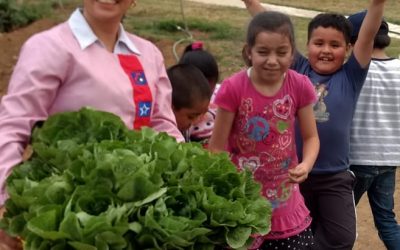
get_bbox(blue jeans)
[350,165,400,250]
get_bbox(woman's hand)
[0,206,23,250]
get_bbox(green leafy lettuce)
[0,108,271,250]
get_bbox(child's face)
[173,99,209,131]
[247,31,293,85]
[307,26,350,75]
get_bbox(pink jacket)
[0,10,183,205]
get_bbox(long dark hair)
[167,64,211,110]
[179,42,219,88]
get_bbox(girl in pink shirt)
[209,11,319,249]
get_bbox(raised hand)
[241,0,266,16]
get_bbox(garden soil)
[0,17,398,250]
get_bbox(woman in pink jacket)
[0,0,183,247]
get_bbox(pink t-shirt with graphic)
[214,69,316,240]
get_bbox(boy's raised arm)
[242,0,266,16]
[353,0,386,68]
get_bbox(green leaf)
[59,212,82,240]
[68,241,98,250]
[95,231,127,249]
[133,187,167,207]
[117,173,161,202]
[226,226,252,248]
[128,222,142,233]
[27,210,70,240]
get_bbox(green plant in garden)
[0,0,52,32]
[0,108,271,250]
[132,18,241,42]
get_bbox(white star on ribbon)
[139,103,150,116]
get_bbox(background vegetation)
[128,0,400,79]
[1,0,399,79]
[0,0,66,32]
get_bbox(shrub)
[0,0,51,33]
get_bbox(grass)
[126,0,312,79]
[126,0,250,79]
[126,0,400,79]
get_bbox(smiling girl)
[209,11,319,249]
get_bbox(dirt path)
[188,0,400,39]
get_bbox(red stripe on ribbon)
[118,54,153,129]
